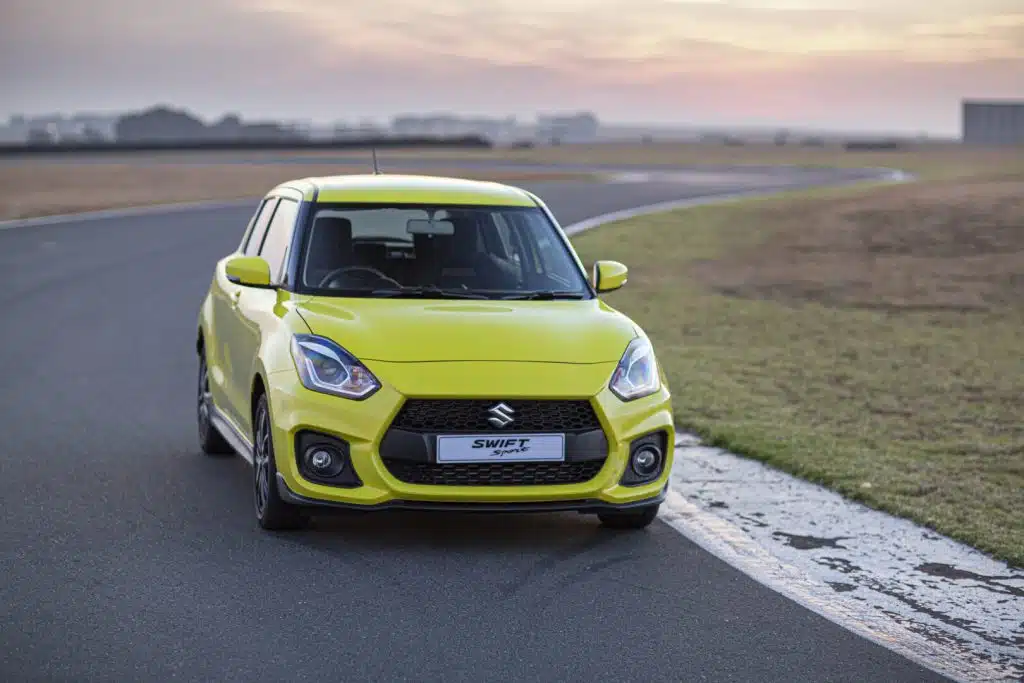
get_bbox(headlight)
[290,334,380,400]
[609,337,660,401]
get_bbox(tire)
[252,393,308,531]
[597,504,660,530]
[197,352,233,456]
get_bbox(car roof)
[269,174,538,207]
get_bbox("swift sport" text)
[471,438,531,449]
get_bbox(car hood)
[294,296,637,363]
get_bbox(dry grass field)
[4,141,1018,221]
[570,147,1024,566]
[207,140,1020,180]
[0,161,596,221]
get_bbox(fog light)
[310,449,331,469]
[304,446,345,478]
[631,445,662,478]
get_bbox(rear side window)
[243,198,278,256]
[259,198,299,283]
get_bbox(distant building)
[0,113,118,143]
[962,100,1024,145]
[114,106,305,143]
[390,114,517,142]
[535,112,599,144]
[115,106,208,142]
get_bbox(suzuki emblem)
[487,402,515,428]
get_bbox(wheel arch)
[250,372,268,424]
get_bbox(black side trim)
[276,473,666,513]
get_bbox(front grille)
[384,460,604,486]
[391,399,600,433]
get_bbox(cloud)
[0,0,1020,134]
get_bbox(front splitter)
[276,473,667,514]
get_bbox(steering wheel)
[318,265,401,289]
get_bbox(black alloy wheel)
[197,353,232,456]
[252,394,307,531]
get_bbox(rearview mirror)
[225,255,273,288]
[593,260,628,293]
[407,218,455,236]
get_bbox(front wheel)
[597,504,660,530]
[252,394,308,531]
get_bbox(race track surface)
[0,170,948,683]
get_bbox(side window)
[259,198,300,283]
[243,198,278,256]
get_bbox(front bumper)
[265,360,674,512]
[276,474,669,513]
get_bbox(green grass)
[571,183,1024,567]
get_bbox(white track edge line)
[660,490,1006,683]
[562,168,913,236]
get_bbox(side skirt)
[209,406,254,465]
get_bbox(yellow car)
[196,174,673,531]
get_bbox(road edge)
[658,488,1000,683]
[562,167,912,235]
[560,168,1018,683]
[0,198,261,230]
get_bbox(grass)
[249,140,1023,180]
[0,162,596,221]
[6,141,1019,220]
[571,151,1024,567]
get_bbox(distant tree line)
[6,105,493,155]
[113,106,305,143]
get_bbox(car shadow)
[200,452,659,560]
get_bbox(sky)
[1,0,1022,135]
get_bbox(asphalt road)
[0,172,947,683]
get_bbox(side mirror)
[225,255,273,288]
[592,260,628,293]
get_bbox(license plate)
[436,434,566,463]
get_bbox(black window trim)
[237,198,265,253]
[240,197,277,255]
[258,196,301,286]
[286,200,596,299]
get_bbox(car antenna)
[371,147,382,175]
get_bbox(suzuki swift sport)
[196,174,674,531]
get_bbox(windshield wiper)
[500,290,587,300]
[370,285,488,300]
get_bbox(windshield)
[297,204,592,299]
